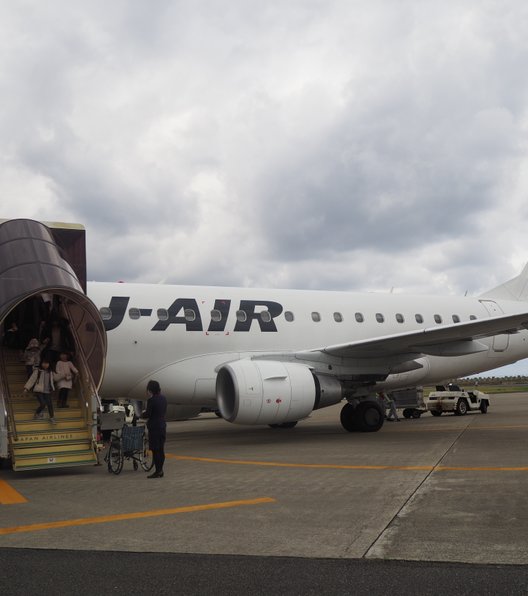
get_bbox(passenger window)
[355,312,364,323]
[333,312,343,323]
[434,314,442,324]
[470,315,477,320]
[284,311,294,322]
[311,312,321,322]
[236,310,247,322]
[376,313,384,323]
[395,313,404,323]
[210,309,222,322]
[157,308,169,321]
[415,314,424,324]
[452,314,460,323]
[260,311,272,323]
[184,309,196,322]
[100,307,112,321]
[128,308,141,320]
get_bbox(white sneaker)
[50,417,57,424]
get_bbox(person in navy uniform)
[142,380,167,478]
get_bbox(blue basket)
[121,425,144,452]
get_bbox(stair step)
[11,392,80,401]
[14,441,93,461]
[13,409,82,421]
[13,452,97,471]
[15,418,86,432]
[11,428,92,446]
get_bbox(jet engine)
[216,360,342,425]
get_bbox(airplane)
[87,262,528,433]
[3,218,528,437]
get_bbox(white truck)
[425,384,490,416]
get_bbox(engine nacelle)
[216,360,343,425]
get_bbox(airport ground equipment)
[388,388,426,419]
[104,417,153,475]
[0,219,106,470]
[425,384,490,416]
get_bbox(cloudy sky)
[2,1,528,373]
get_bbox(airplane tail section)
[480,263,528,302]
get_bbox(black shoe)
[147,472,164,478]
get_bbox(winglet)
[480,263,528,302]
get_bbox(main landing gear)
[340,401,385,432]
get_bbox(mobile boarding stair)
[0,218,107,471]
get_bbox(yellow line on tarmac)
[168,454,432,471]
[169,455,528,473]
[0,480,27,505]
[0,497,275,536]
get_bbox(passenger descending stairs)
[2,350,97,471]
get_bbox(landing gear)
[340,401,384,433]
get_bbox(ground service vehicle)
[425,384,490,416]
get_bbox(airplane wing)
[301,311,528,360]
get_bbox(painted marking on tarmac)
[0,480,28,505]
[0,497,276,536]
[169,455,528,473]
[168,455,432,471]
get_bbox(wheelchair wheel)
[108,440,123,475]
[140,433,154,471]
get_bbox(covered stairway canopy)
[0,218,106,390]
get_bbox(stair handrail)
[0,346,18,446]
[61,304,102,447]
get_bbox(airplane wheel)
[431,410,442,417]
[341,401,384,433]
[402,409,412,419]
[480,401,488,414]
[355,401,384,432]
[412,410,422,419]
[455,399,468,416]
[340,403,359,432]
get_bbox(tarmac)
[2,392,528,593]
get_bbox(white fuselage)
[87,282,528,405]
